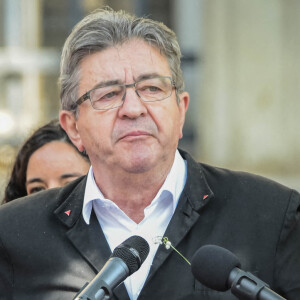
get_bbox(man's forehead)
[79,38,167,67]
[78,41,171,85]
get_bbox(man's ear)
[178,91,190,139]
[59,110,85,152]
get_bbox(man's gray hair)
[59,7,185,113]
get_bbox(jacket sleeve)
[275,189,300,299]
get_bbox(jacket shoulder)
[200,161,294,196]
[180,149,299,209]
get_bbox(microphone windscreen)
[112,235,150,275]
[191,245,241,291]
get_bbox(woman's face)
[26,141,90,195]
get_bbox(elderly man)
[0,8,299,300]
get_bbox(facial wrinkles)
[117,39,158,83]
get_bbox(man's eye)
[140,85,161,92]
[92,86,123,102]
[148,86,160,92]
[101,91,119,100]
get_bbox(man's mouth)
[119,130,151,140]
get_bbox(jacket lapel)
[53,177,130,300]
[145,150,214,283]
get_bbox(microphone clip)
[73,279,112,300]
[230,268,270,300]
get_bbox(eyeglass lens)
[89,77,173,110]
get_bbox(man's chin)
[119,150,157,174]
[123,156,155,174]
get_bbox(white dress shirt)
[82,150,187,300]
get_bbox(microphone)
[74,235,150,300]
[191,245,286,300]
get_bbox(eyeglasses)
[75,76,176,111]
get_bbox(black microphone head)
[191,245,241,291]
[111,235,150,275]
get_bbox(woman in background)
[2,119,90,204]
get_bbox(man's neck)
[92,162,173,223]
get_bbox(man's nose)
[117,86,147,119]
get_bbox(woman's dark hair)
[2,119,88,204]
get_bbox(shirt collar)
[82,149,187,224]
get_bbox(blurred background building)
[0,0,300,199]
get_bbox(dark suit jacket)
[0,150,299,300]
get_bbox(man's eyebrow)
[60,173,83,179]
[135,73,161,81]
[90,80,123,90]
[89,73,163,90]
